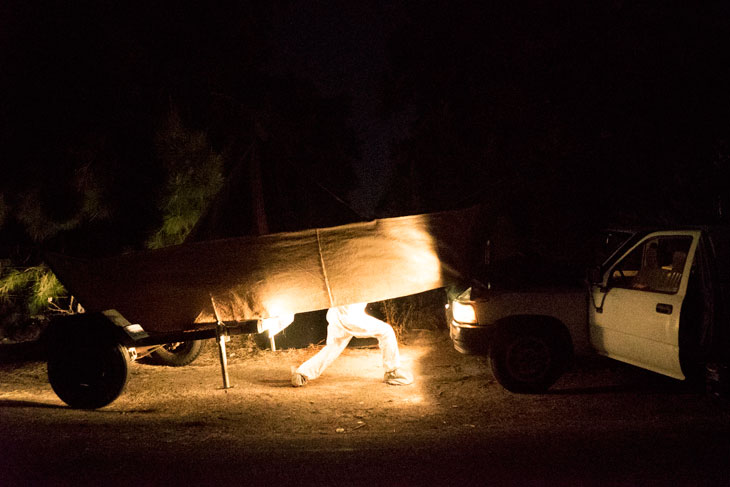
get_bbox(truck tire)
[46,315,130,409]
[150,340,205,366]
[489,323,571,393]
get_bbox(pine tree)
[0,154,109,339]
[147,108,224,249]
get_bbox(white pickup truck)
[448,228,730,394]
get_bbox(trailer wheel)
[150,340,205,366]
[489,322,571,393]
[48,338,130,409]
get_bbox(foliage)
[0,146,111,337]
[147,109,224,248]
[380,289,447,343]
[2,160,110,245]
[0,264,66,316]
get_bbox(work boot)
[291,366,308,387]
[384,368,413,385]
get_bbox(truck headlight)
[452,301,477,324]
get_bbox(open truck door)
[589,231,701,380]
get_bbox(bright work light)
[452,301,477,324]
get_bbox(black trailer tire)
[489,323,571,394]
[150,340,205,367]
[48,341,130,409]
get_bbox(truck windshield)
[594,230,635,266]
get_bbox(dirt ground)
[2,330,730,486]
[1,330,494,438]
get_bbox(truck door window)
[608,236,692,294]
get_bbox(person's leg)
[354,314,413,385]
[295,322,352,381]
[353,313,401,371]
[339,311,412,384]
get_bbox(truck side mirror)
[587,266,603,286]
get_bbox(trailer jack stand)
[216,322,231,389]
[210,295,232,389]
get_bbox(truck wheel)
[150,340,205,366]
[48,340,130,409]
[489,325,570,393]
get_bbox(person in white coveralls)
[291,302,413,387]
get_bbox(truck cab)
[449,228,729,394]
[589,229,716,383]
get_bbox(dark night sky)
[2,1,730,256]
[265,2,407,215]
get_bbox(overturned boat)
[44,206,481,408]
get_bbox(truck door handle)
[656,303,673,315]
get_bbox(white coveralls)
[295,303,402,381]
